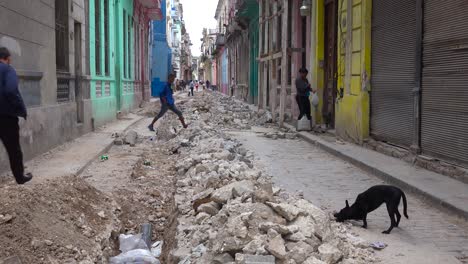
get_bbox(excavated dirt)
[0,177,117,263]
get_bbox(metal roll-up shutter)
[422,0,468,166]
[370,0,417,147]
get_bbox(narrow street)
[1,91,467,263]
[3,0,468,263]
[233,130,468,264]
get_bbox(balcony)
[209,28,218,35]
[137,0,163,20]
[215,34,225,47]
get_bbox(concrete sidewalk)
[284,124,468,220]
[23,114,144,184]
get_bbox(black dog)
[334,185,408,234]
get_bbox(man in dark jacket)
[295,67,315,121]
[148,73,188,131]
[0,47,33,184]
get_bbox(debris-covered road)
[4,90,464,263]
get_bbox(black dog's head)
[334,200,353,222]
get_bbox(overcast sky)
[179,0,218,56]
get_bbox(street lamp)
[300,0,311,16]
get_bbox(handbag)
[297,117,312,131]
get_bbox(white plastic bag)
[297,117,312,131]
[151,241,163,258]
[119,234,149,253]
[311,92,319,107]
[109,249,161,264]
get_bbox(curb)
[283,123,468,221]
[75,116,145,177]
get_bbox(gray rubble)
[164,93,375,264]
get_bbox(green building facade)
[90,0,135,127]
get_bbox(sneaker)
[16,173,33,185]
[148,124,155,132]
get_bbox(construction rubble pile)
[160,93,375,264]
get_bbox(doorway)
[74,22,83,123]
[323,0,338,128]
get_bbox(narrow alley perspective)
[1,0,468,264]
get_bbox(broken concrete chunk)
[213,253,235,263]
[242,236,268,255]
[259,222,298,235]
[304,257,327,264]
[191,244,207,258]
[266,202,301,222]
[232,180,255,198]
[318,243,343,264]
[197,201,220,216]
[212,180,254,204]
[286,241,315,263]
[253,183,274,203]
[124,130,138,146]
[235,254,275,264]
[266,235,287,260]
[113,138,124,145]
[290,215,316,238]
[195,212,211,224]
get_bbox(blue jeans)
[156,103,183,119]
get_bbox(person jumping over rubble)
[0,47,33,184]
[148,73,188,131]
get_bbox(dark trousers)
[296,95,311,120]
[189,88,194,96]
[0,116,24,182]
[156,103,183,120]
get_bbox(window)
[104,0,109,76]
[55,0,70,102]
[136,25,140,82]
[123,12,127,78]
[95,0,101,75]
[55,0,69,72]
[128,14,132,79]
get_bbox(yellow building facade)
[310,0,371,143]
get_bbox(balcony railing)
[208,28,218,35]
[215,34,225,47]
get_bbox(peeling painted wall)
[0,0,93,173]
[334,0,371,143]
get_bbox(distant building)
[151,0,173,96]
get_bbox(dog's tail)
[401,190,409,219]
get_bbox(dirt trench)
[0,99,183,263]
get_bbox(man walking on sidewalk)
[148,73,188,131]
[0,47,33,184]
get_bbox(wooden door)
[323,0,338,128]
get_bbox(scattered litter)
[109,249,160,264]
[118,234,149,253]
[110,234,161,264]
[100,155,109,162]
[335,140,346,145]
[370,242,387,250]
[150,241,163,258]
[143,161,152,166]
